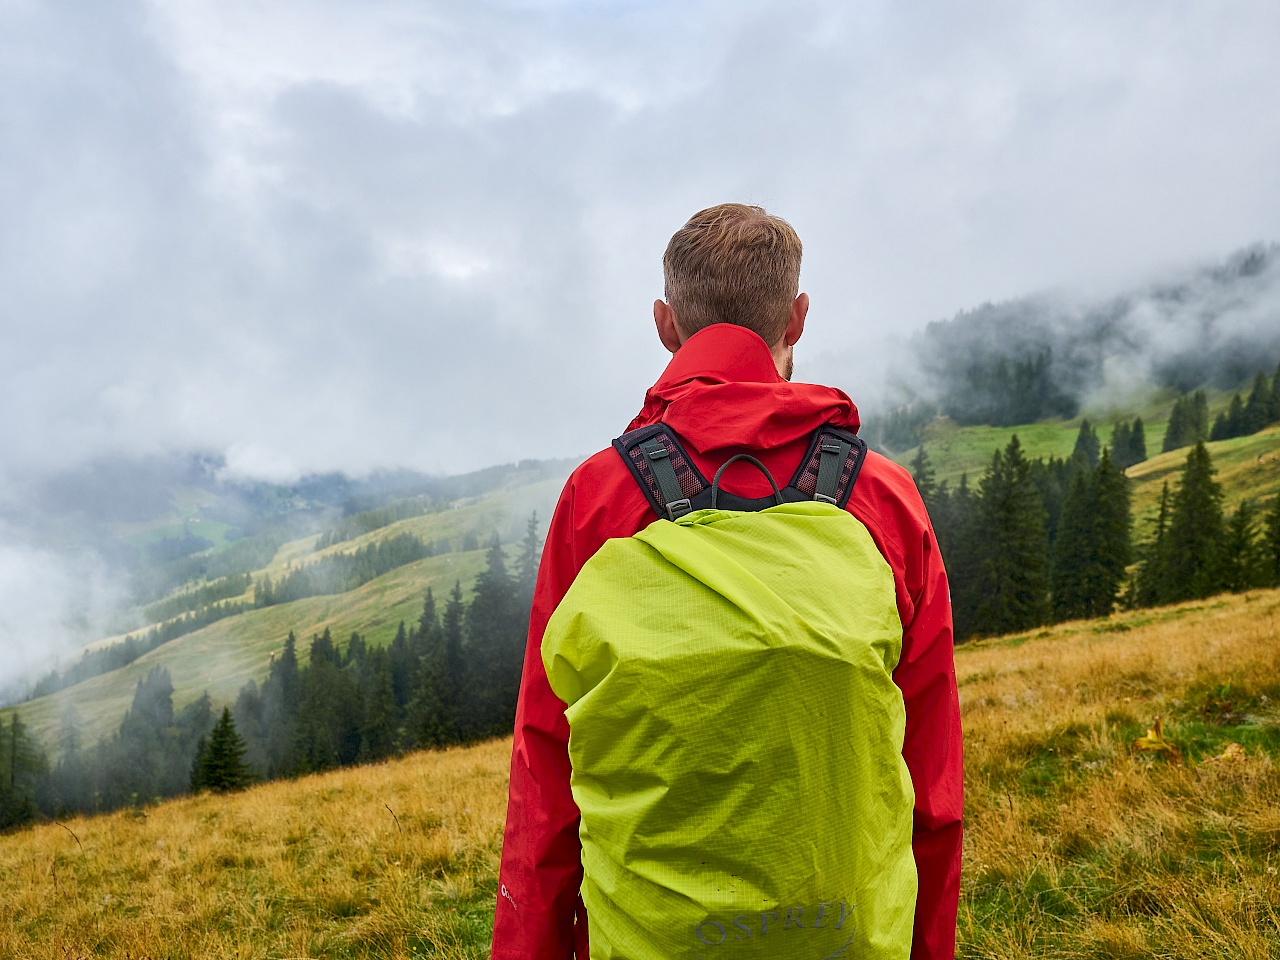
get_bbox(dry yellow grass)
[0,740,510,959]
[958,590,1280,959]
[3,590,1280,959]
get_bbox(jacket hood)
[626,323,860,454]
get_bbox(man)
[492,204,962,959]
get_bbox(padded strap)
[639,438,693,520]
[815,437,852,505]
[614,421,867,519]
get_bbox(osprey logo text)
[693,900,855,953]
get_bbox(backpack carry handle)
[711,455,782,509]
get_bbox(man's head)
[655,203,808,379]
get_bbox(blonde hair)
[662,203,803,345]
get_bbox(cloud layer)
[3,0,1280,484]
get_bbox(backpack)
[541,423,917,960]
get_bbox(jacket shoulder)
[855,449,928,516]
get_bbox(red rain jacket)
[492,323,963,960]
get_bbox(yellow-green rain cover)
[542,501,917,960]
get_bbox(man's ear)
[784,292,809,347]
[654,300,684,354]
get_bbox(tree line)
[916,423,1280,641]
[1209,365,1280,442]
[22,527,492,706]
[0,519,540,829]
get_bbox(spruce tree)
[1135,482,1171,606]
[1162,398,1185,453]
[1072,420,1101,468]
[191,708,251,793]
[1210,411,1231,442]
[516,513,542,606]
[1244,371,1272,434]
[407,589,455,747]
[1051,468,1095,621]
[261,632,302,777]
[1093,448,1133,613]
[937,474,981,640]
[1110,421,1132,468]
[974,436,1049,636]
[1163,391,1209,451]
[387,621,412,710]
[1225,394,1246,438]
[0,714,45,830]
[357,650,398,761]
[1221,500,1262,593]
[1271,362,1280,422]
[1263,496,1280,587]
[910,446,937,510]
[1191,390,1209,443]
[464,536,523,737]
[1129,417,1147,464]
[1050,450,1130,622]
[1164,442,1225,601]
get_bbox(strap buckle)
[814,493,838,506]
[665,498,692,520]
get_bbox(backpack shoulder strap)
[613,422,868,519]
[612,423,710,520]
[781,425,868,509]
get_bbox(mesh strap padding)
[614,422,867,519]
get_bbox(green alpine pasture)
[3,478,564,748]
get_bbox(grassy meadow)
[1,477,565,748]
[3,588,1279,959]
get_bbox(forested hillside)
[866,243,1280,452]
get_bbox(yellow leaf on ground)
[1132,715,1182,763]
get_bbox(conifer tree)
[1191,390,1209,443]
[1263,495,1280,587]
[974,436,1049,636]
[464,535,522,736]
[516,513,542,606]
[1135,482,1171,606]
[1129,417,1147,464]
[357,650,398,761]
[1164,442,1225,601]
[407,588,454,747]
[387,621,412,710]
[191,708,250,793]
[1051,468,1095,621]
[1050,449,1129,622]
[1210,410,1231,442]
[1163,391,1209,451]
[260,632,302,776]
[934,474,980,640]
[910,446,937,509]
[1110,421,1132,467]
[1221,500,1262,592]
[0,714,45,830]
[1072,420,1100,468]
[1226,394,1246,438]
[442,581,466,705]
[1163,397,1185,453]
[1244,371,1272,434]
[1093,448,1133,612]
[1271,362,1280,422]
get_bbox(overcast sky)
[3,0,1280,482]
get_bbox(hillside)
[3,588,1278,959]
[894,391,1280,536]
[3,474,567,747]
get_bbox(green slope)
[895,389,1280,534]
[6,550,490,746]
[5,474,569,748]
[1127,422,1280,536]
